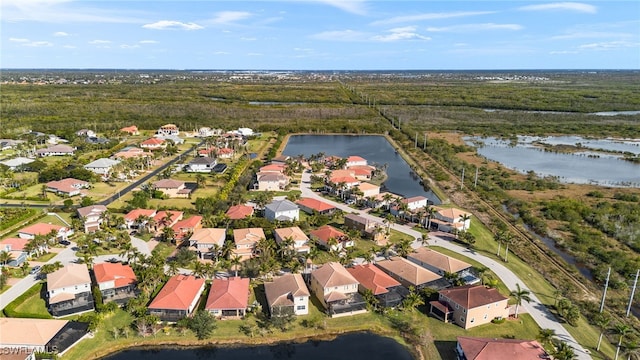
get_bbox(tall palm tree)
[614,323,632,360]
[382,193,394,211]
[494,230,505,257]
[622,341,640,360]
[458,213,472,231]
[594,312,611,351]
[229,255,242,277]
[425,205,437,230]
[553,341,576,360]
[502,231,514,262]
[0,251,14,267]
[401,286,424,312]
[537,328,556,348]
[509,283,531,318]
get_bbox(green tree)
[614,323,632,360]
[552,341,577,360]
[509,283,531,319]
[189,310,217,340]
[537,328,556,348]
[594,312,611,351]
[0,251,14,266]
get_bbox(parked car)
[29,265,41,275]
[59,240,71,246]
[107,257,119,263]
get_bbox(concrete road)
[299,171,592,360]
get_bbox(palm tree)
[614,323,632,360]
[474,266,488,285]
[622,341,640,360]
[509,283,531,318]
[425,205,437,230]
[458,213,472,231]
[537,328,556,348]
[594,312,611,351]
[229,255,242,277]
[195,173,206,188]
[502,231,514,262]
[401,286,424,311]
[162,226,176,243]
[0,251,14,267]
[552,341,576,360]
[494,230,504,257]
[382,193,394,211]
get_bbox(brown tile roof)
[93,262,137,288]
[375,257,442,286]
[409,247,471,273]
[347,264,401,295]
[205,277,250,311]
[148,275,205,311]
[439,285,508,310]
[47,263,91,290]
[77,205,107,218]
[309,225,347,244]
[0,318,68,346]
[356,182,379,191]
[226,204,254,219]
[0,237,29,251]
[265,274,310,308]
[46,178,89,193]
[153,179,184,189]
[456,337,548,360]
[311,262,358,288]
[19,223,63,236]
[233,228,265,246]
[435,206,472,221]
[274,226,308,242]
[330,169,355,178]
[296,197,336,212]
[329,175,359,184]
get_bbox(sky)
[1,0,639,70]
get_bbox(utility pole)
[460,167,465,190]
[626,269,639,317]
[600,267,611,313]
[474,167,479,188]
[415,132,418,148]
[423,133,427,150]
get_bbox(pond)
[282,135,441,204]
[465,136,640,187]
[102,332,414,360]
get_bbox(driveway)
[299,171,591,360]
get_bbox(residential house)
[260,163,286,173]
[347,264,406,308]
[346,155,367,167]
[390,196,429,218]
[197,127,222,137]
[225,204,254,220]
[152,179,193,198]
[123,208,157,230]
[198,148,216,157]
[255,172,289,191]
[232,228,265,260]
[237,127,254,136]
[36,144,75,157]
[216,147,235,159]
[155,134,184,145]
[264,199,299,222]
[84,158,120,178]
[309,262,366,317]
[93,262,137,305]
[407,247,479,285]
[171,216,203,242]
[0,157,34,171]
[120,125,139,135]
[113,147,150,160]
[186,157,217,173]
[270,155,290,165]
[430,285,509,329]
[18,223,72,241]
[355,182,380,198]
[432,207,472,232]
[273,226,310,253]
[310,225,353,252]
[0,237,30,266]
[47,264,94,317]
[152,210,183,232]
[189,228,226,258]
[157,124,179,136]
[296,197,336,215]
[140,137,165,151]
[76,129,96,138]
[205,277,250,319]
[265,273,310,317]
[45,178,89,197]
[455,336,548,360]
[148,274,205,322]
[0,139,23,150]
[343,213,387,245]
[0,318,77,357]
[77,205,107,233]
[348,165,375,180]
[375,257,447,290]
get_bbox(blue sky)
[1,1,638,69]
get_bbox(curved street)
[299,171,591,360]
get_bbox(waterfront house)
[390,196,429,218]
[309,262,366,317]
[148,274,205,322]
[0,318,74,356]
[264,199,299,222]
[430,285,509,329]
[189,228,226,258]
[407,247,479,285]
[264,273,310,317]
[45,178,89,197]
[152,179,192,198]
[270,155,290,165]
[36,144,75,157]
[347,264,406,308]
[186,157,217,173]
[93,262,137,305]
[226,204,255,220]
[273,226,310,253]
[47,264,94,317]
[455,336,548,360]
[375,257,447,290]
[346,155,367,167]
[84,158,120,178]
[18,223,72,241]
[355,182,380,198]
[232,228,265,260]
[310,225,353,252]
[255,172,289,191]
[259,164,286,173]
[432,207,472,232]
[205,277,250,319]
[77,205,107,233]
[296,197,336,215]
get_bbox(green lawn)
[32,252,57,262]
[7,282,52,318]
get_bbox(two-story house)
[77,205,107,233]
[265,273,310,317]
[430,285,510,329]
[456,336,548,360]
[147,274,205,322]
[255,172,289,191]
[432,207,472,232]
[123,208,157,230]
[18,223,73,242]
[47,264,94,317]
[225,204,255,220]
[343,213,388,245]
[309,262,366,317]
[189,228,226,258]
[273,226,310,254]
[140,137,166,151]
[93,262,137,305]
[347,264,406,308]
[407,247,479,285]
[186,157,217,173]
[152,179,193,198]
[171,216,203,242]
[232,228,265,260]
[157,124,179,136]
[264,199,299,222]
[310,225,353,252]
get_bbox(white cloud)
[371,26,431,42]
[89,39,111,44]
[313,0,368,15]
[23,41,53,47]
[1,0,145,24]
[549,50,578,54]
[53,31,69,37]
[247,52,263,56]
[142,20,204,30]
[240,37,257,41]
[213,51,230,55]
[371,11,495,26]
[518,2,597,14]
[9,37,29,42]
[427,23,523,32]
[579,41,639,50]
[551,31,633,40]
[210,11,251,24]
[311,29,369,41]
[63,45,76,49]
[120,44,140,49]
[139,40,159,44]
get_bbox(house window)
[484,314,488,320]
[298,297,305,301]
[460,317,465,323]
[470,318,475,323]
[487,305,491,309]
[455,304,459,309]
[463,309,466,313]
[296,305,306,311]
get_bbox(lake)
[465,136,640,187]
[102,332,414,360]
[283,135,441,204]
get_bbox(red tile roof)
[46,178,88,194]
[205,277,250,311]
[173,216,202,231]
[329,175,359,184]
[141,137,165,146]
[124,208,157,222]
[93,262,137,288]
[217,147,234,155]
[347,155,367,163]
[120,125,138,133]
[296,197,336,212]
[259,164,285,173]
[456,337,548,360]
[226,204,254,219]
[153,210,183,225]
[309,225,347,244]
[19,223,63,236]
[347,264,401,295]
[148,275,205,310]
[0,238,29,251]
[439,285,508,310]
